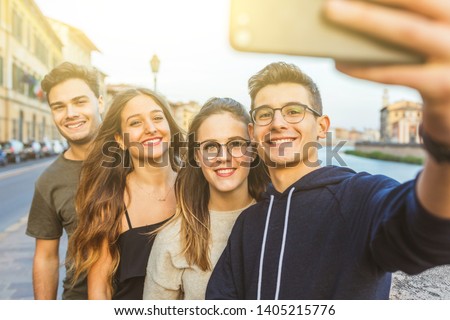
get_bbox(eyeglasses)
[250,104,322,126]
[194,139,251,160]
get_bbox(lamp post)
[150,54,160,92]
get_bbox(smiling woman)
[67,87,185,300]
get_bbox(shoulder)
[232,201,267,227]
[154,218,182,244]
[36,155,82,188]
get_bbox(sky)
[34,0,422,131]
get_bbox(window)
[12,9,23,42]
[34,33,48,65]
[12,63,25,94]
[0,57,3,86]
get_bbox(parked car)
[0,139,26,163]
[51,140,64,154]
[40,141,54,157]
[24,140,43,159]
[0,145,7,166]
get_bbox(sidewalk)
[0,216,449,299]
[0,216,65,300]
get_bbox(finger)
[324,0,450,58]
[335,62,450,101]
[371,0,450,21]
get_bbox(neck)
[131,164,176,187]
[269,155,321,193]
[64,143,92,161]
[208,186,253,212]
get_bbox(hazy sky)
[35,0,422,131]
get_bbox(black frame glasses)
[194,139,252,160]
[250,103,322,126]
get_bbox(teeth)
[66,122,84,129]
[217,168,234,174]
[271,138,294,144]
[143,139,161,144]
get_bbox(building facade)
[170,100,201,131]
[0,0,63,142]
[380,94,423,144]
[0,0,101,142]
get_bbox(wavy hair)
[67,88,184,293]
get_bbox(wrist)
[420,124,450,163]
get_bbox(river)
[318,146,423,183]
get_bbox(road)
[0,157,56,232]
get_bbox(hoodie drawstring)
[275,187,295,299]
[257,187,296,300]
[257,194,274,300]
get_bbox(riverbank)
[344,149,424,165]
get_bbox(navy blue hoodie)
[206,166,450,299]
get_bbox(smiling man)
[206,61,450,300]
[26,62,104,299]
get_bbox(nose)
[270,109,288,129]
[215,144,231,162]
[66,104,79,118]
[144,120,157,134]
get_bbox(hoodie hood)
[263,165,357,200]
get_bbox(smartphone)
[229,0,423,64]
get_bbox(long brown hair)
[67,88,184,292]
[172,97,269,271]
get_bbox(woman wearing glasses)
[143,97,269,299]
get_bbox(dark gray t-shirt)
[26,154,87,299]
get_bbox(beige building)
[380,90,422,144]
[170,101,201,131]
[0,0,101,142]
[0,0,63,142]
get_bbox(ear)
[248,122,255,142]
[317,115,330,139]
[97,95,105,115]
[193,149,201,166]
[114,132,125,150]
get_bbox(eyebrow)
[200,136,248,143]
[255,101,308,109]
[125,109,163,122]
[49,95,89,108]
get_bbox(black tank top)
[112,209,169,300]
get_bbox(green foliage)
[345,150,423,165]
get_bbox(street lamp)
[150,54,160,92]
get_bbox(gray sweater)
[143,203,254,300]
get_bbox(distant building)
[170,101,201,131]
[47,17,106,97]
[361,128,380,142]
[46,18,99,67]
[380,89,422,144]
[104,83,136,113]
[0,0,102,142]
[331,127,364,146]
